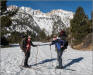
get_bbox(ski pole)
[50,45,53,67]
[36,46,39,65]
[38,44,50,46]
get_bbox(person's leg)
[59,51,63,68]
[57,50,64,68]
[24,51,30,67]
[56,51,60,67]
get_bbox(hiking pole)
[34,46,39,75]
[38,44,50,46]
[36,46,39,66]
[50,45,53,67]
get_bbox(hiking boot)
[56,66,63,69]
[55,65,60,68]
[59,66,64,69]
[24,65,31,68]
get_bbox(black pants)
[57,48,64,67]
[24,51,30,66]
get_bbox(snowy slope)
[0,42,93,75]
[7,6,41,35]
[7,6,73,35]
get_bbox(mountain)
[7,5,74,36]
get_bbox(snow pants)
[57,48,64,67]
[24,51,30,66]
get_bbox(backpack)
[20,38,27,53]
[63,40,68,49]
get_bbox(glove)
[61,45,63,48]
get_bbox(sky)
[7,0,92,19]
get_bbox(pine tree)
[91,11,93,32]
[39,29,47,41]
[1,16,12,28]
[0,0,7,14]
[70,6,90,45]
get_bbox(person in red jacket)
[23,35,37,68]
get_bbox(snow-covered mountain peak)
[46,9,73,16]
[8,5,74,35]
[7,5,18,12]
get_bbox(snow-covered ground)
[0,42,93,75]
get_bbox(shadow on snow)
[30,56,83,72]
[9,44,20,47]
[31,58,56,66]
[63,57,84,70]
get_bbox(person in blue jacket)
[50,35,65,69]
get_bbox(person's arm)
[31,41,37,47]
[50,40,56,46]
